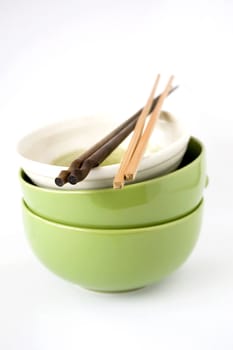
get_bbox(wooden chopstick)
[124,75,174,181]
[67,118,137,184]
[113,75,160,189]
[54,118,136,186]
[55,84,178,187]
[55,86,178,187]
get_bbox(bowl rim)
[19,136,204,195]
[22,198,203,235]
[17,112,190,180]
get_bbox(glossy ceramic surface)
[20,137,207,228]
[22,199,203,292]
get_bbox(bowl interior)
[21,136,203,193]
[17,112,190,189]
[18,112,187,166]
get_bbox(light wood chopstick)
[113,74,161,189]
[124,75,174,181]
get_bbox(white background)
[0,1,232,349]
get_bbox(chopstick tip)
[124,173,134,181]
[68,174,79,185]
[54,170,70,187]
[113,181,124,190]
[55,177,65,187]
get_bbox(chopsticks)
[67,119,138,185]
[113,74,160,188]
[55,77,177,187]
[55,116,138,186]
[113,75,174,189]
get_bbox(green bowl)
[22,199,204,292]
[20,137,207,228]
[20,138,206,228]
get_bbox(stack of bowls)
[18,118,207,292]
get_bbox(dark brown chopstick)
[67,119,137,184]
[55,85,178,186]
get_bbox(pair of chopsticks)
[113,74,174,189]
[55,76,176,188]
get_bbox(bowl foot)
[85,286,146,294]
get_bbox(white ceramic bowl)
[17,112,190,190]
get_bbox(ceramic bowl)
[17,112,190,190]
[22,199,203,292]
[20,137,207,228]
